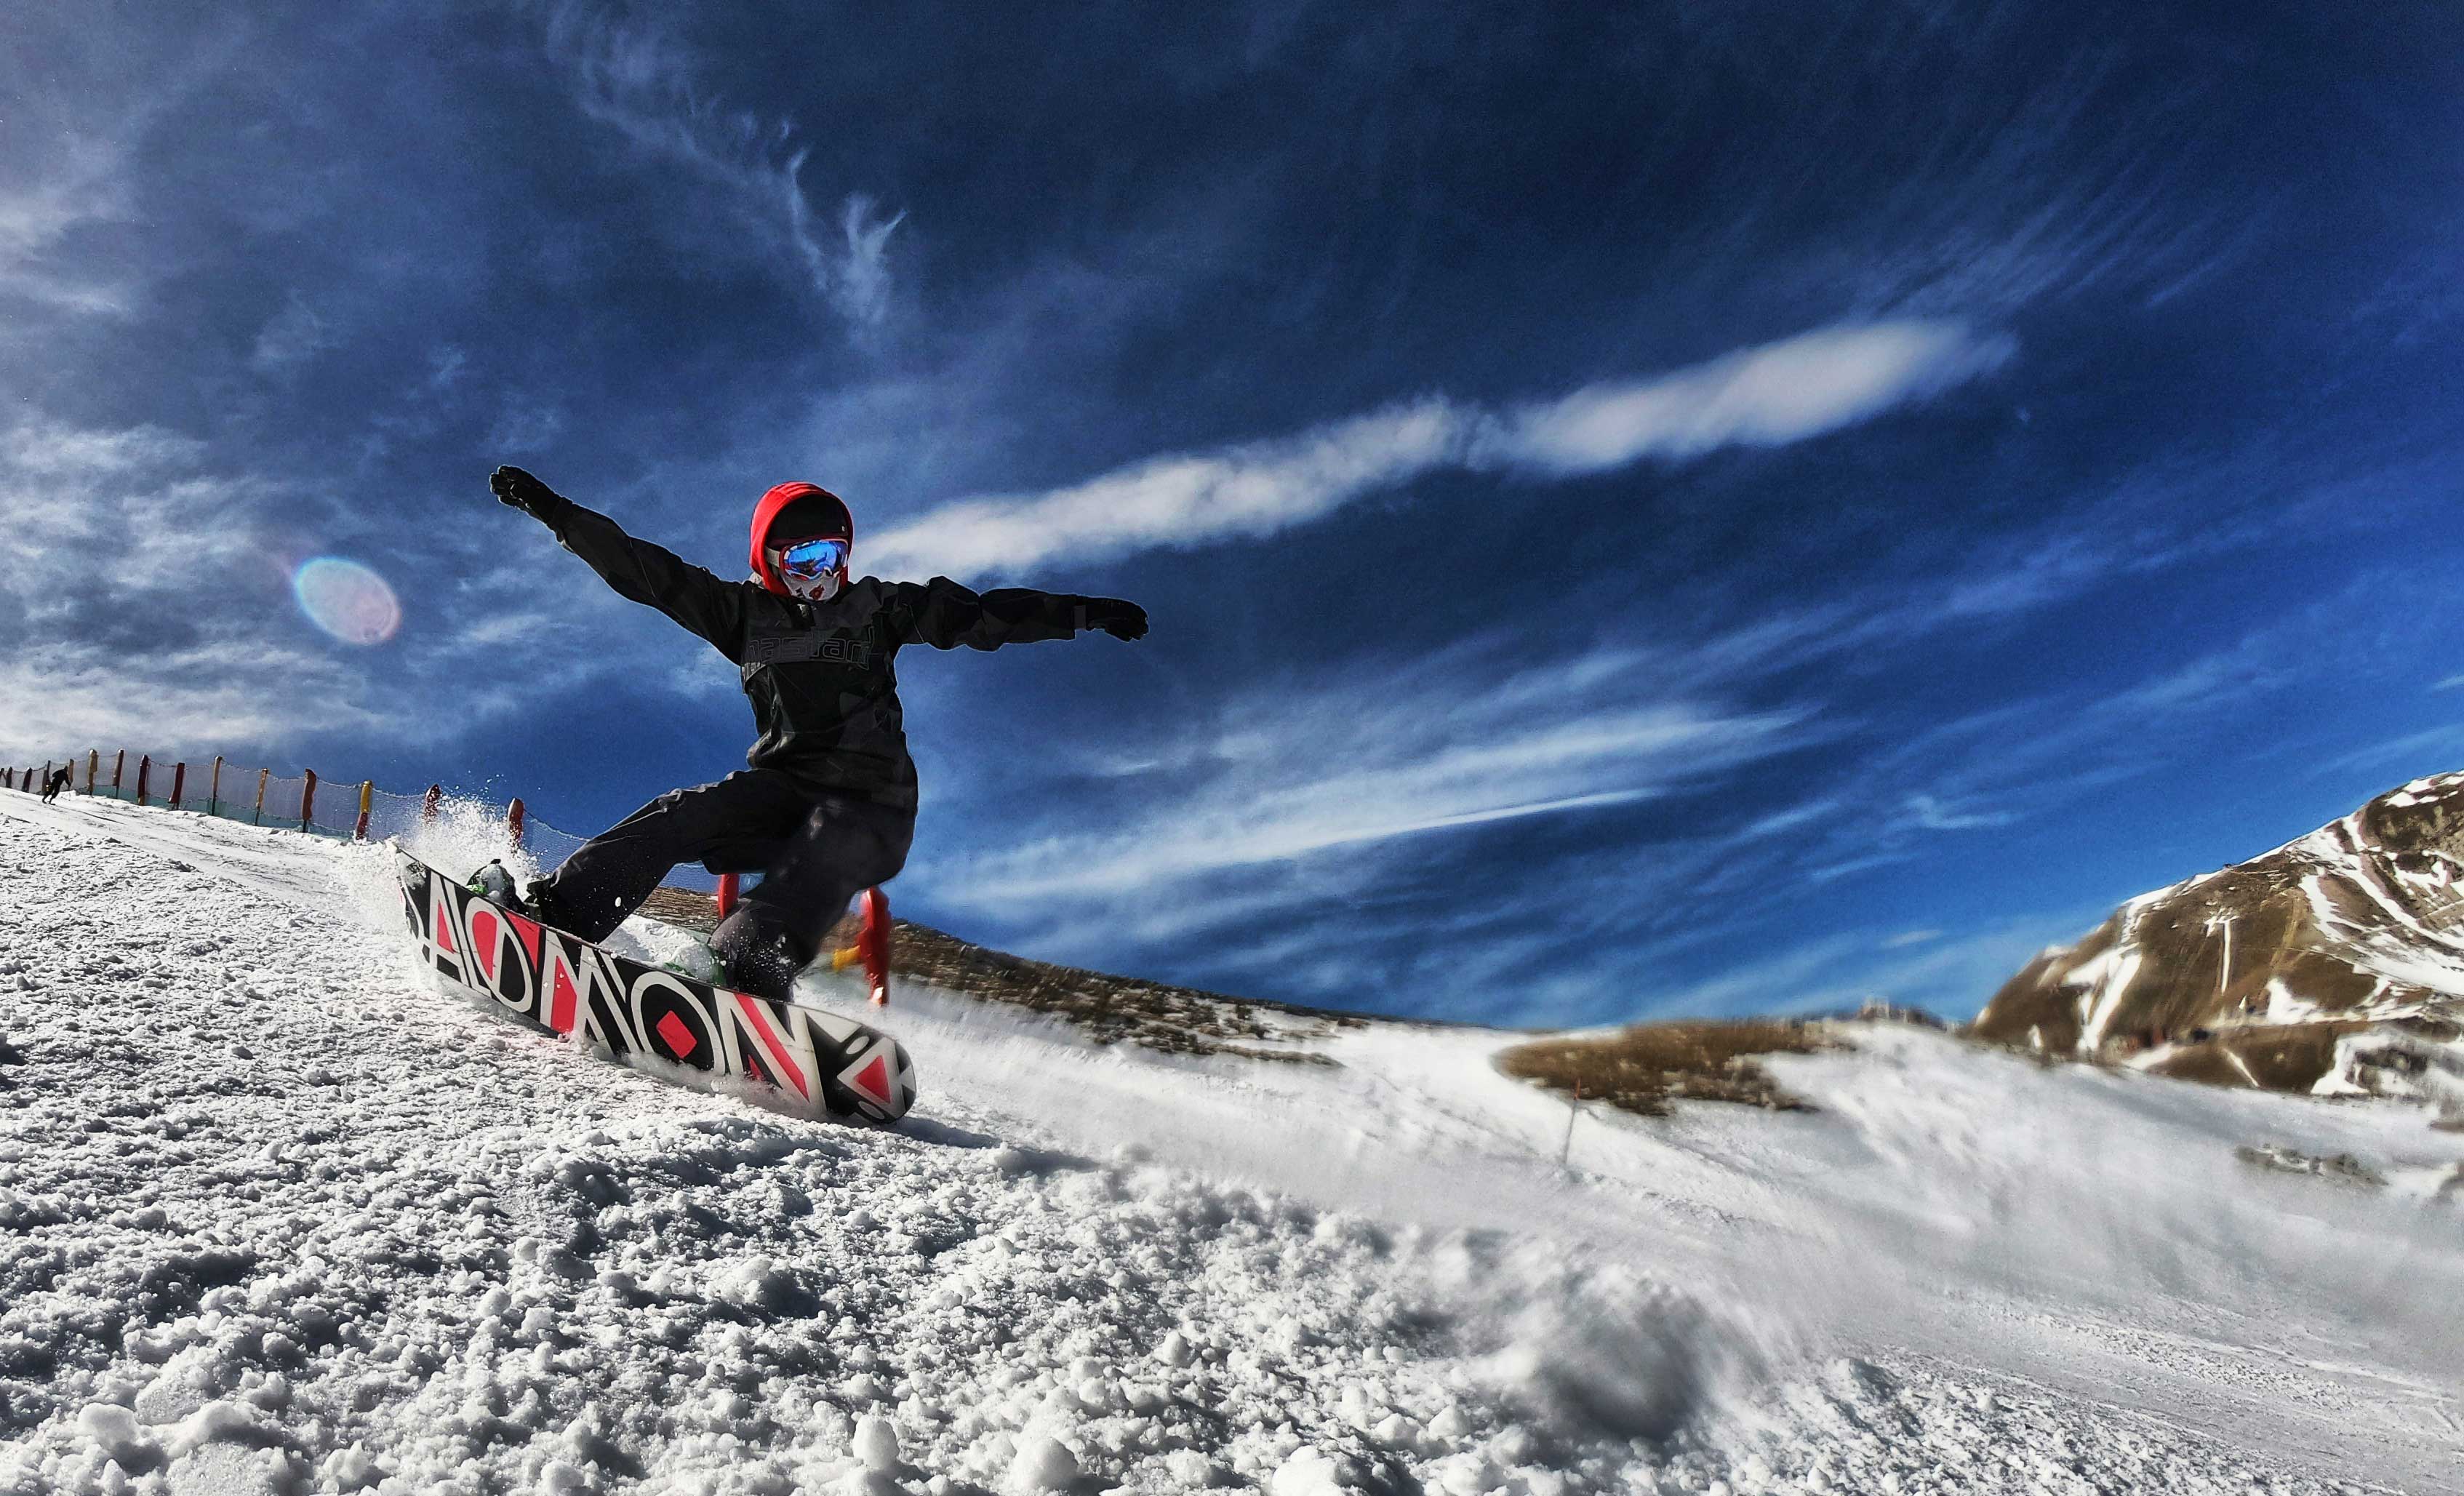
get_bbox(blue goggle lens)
[780,538,847,577]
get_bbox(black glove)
[1084,599,1148,641]
[489,465,564,519]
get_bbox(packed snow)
[2,793,2461,1495]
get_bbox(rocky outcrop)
[1970,772,2464,1108]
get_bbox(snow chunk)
[1004,1433,1079,1492]
[1271,1446,1354,1495]
[77,1403,161,1471]
[164,1398,278,1456]
[855,1414,903,1471]
[537,1459,589,1494]
[711,1255,799,1314]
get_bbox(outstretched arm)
[490,466,748,660]
[893,576,1148,651]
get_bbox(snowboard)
[393,847,918,1122]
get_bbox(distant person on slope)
[479,465,1148,1001]
[39,767,71,803]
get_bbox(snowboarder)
[39,767,72,803]
[480,465,1148,1001]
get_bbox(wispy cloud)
[1633,915,2087,1023]
[0,420,394,761]
[537,1,903,330]
[919,633,1821,918]
[249,293,336,376]
[873,399,1462,580]
[1469,321,2012,476]
[868,321,2012,578]
[1898,793,2015,832]
[0,94,145,321]
[0,16,247,324]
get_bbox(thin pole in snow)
[1557,1089,1596,1173]
[209,756,223,817]
[253,769,268,826]
[1560,1079,1583,1169]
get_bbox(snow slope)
[2,793,2460,1495]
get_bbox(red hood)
[748,481,850,595]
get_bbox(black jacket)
[540,495,1097,811]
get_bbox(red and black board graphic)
[393,847,917,1121]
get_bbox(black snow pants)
[533,769,913,996]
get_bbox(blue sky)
[5,2,2461,1027]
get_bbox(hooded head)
[749,481,853,600]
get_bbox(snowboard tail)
[393,847,916,1122]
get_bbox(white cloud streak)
[1472,321,2012,476]
[919,637,1818,913]
[868,321,2012,578]
[538,1,903,330]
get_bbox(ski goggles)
[776,537,849,580]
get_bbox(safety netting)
[5,748,598,862]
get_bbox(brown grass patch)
[635,886,1364,1061]
[1496,1020,1840,1118]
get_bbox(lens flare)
[292,557,402,646]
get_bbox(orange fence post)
[859,887,891,1007]
[85,751,97,793]
[422,784,441,823]
[300,769,318,833]
[170,762,185,811]
[136,756,150,807]
[716,873,740,920]
[111,750,124,795]
[209,756,223,817]
[254,769,269,825]
[507,798,526,848]
[355,780,373,841]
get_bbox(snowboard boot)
[657,939,724,984]
[711,923,805,1004]
[465,860,564,932]
[465,860,522,908]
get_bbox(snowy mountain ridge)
[1973,770,2464,1111]
[4,791,2463,1492]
